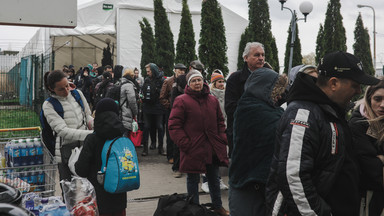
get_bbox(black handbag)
[60,141,82,164]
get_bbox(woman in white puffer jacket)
[42,70,93,182]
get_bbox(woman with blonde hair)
[120,68,139,135]
[349,79,384,215]
[210,70,226,124]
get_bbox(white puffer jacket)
[42,89,93,163]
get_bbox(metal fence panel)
[0,53,51,131]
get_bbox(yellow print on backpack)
[120,149,136,173]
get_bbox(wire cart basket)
[0,127,57,197]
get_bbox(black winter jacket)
[349,107,384,215]
[224,64,251,156]
[265,73,360,216]
[142,76,165,115]
[75,111,126,214]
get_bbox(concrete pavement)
[55,146,230,216]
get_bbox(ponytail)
[44,70,66,93]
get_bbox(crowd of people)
[41,41,384,216]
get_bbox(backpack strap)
[47,97,64,118]
[105,137,121,168]
[40,97,64,130]
[71,89,85,111]
[119,80,131,108]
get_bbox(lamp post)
[357,4,376,74]
[279,0,313,73]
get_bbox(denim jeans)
[228,184,266,216]
[187,164,222,209]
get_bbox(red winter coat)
[168,83,229,173]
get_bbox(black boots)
[158,143,167,156]
[150,143,156,150]
[142,143,148,156]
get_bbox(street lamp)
[279,0,313,73]
[357,4,376,74]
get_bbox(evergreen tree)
[322,0,347,55]
[283,16,302,74]
[246,0,279,71]
[101,43,113,67]
[237,27,249,70]
[139,18,155,77]
[198,0,228,78]
[270,36,279,72]
[154,0,175,76]
[315,24,325,64]
[175,0,197,67]
[353,13,374,76]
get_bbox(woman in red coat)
[168,70,229,216]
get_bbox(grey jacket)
[210,87,227,125]
[120,77,138,131]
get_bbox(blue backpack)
[98,137,140,193]
[39,89,84,156]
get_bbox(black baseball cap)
[318,51,379,85]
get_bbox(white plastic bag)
[132,119,139,132]
[68,146,82,176]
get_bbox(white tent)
[21,0,248,73]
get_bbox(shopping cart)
[0,127,57,197]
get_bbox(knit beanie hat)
[211,73,224,83]
[95,98,119,116]
[186,70,203,86]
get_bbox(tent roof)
[20,0,248,72]
[49,0,245,36]
[50,0,116,36]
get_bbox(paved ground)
[55,146,230,216]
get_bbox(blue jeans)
[228,184,266,216]
[187,164,222,209]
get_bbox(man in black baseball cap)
[318,51,378,85]
[265,51,379,215]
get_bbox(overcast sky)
[1,0,383,70]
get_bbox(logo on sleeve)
[290,119,310,128]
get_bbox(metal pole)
[358,5,376,74]
[289,11,296,74]
[372,7,376,73]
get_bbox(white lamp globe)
[299,1,313,16]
